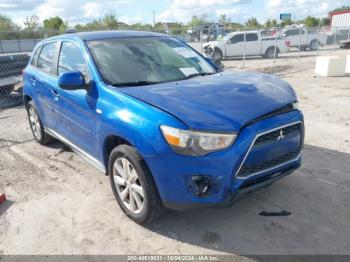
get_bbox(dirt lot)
[0,49,350,255]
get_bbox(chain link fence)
[0,26,349,109]
[184,26,350,66]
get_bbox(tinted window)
[246,33,258,41]
[58,42,89,80]
[285,29,304,36]
[37,42,56,74]
[284,30,293,36]
[229,34,244,44]
[31,46,41,66]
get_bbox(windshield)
[86,37,217,86]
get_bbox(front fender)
[96,84,187,162]
[203,40,224,50]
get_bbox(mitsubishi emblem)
[277,129,285,141]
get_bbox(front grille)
[239,166,297,190]
[237,149,300,177]
[237,122,302,178]
[255,124,300,146]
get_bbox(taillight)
[285,41,290,47]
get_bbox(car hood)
[118,71,297,132]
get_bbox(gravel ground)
[0,49,350,255]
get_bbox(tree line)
[0,5,349,39]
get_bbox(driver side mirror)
[58,71,86,90]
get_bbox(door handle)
[52,89,59,100]
[30,76,37,83]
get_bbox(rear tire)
[309,40,318,51]
[109,145,166,224]
[264,47,278,59]
[26,101,55,145]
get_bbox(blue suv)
[23,31,304,224]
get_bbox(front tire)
[212,48,223,66]
[26,101,55,145]
[109,145,166,224]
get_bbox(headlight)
[160,125,236,156]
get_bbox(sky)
[0,0,349,27]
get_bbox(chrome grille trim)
[235,121,303,180]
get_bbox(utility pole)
[153,10,156,30]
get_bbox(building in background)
[330,10,350,29]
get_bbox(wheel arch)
[309,39,320,47]
[213,46,223,56]
[268,45,280,52]
[23,94,32,109]
[102,134,133,172]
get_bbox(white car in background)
[280,27,327,51]
[203,30,289,65]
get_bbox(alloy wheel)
[113,157,144,214]
[29,106,41,140]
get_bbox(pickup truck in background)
[339,39,350,49]
[280,27,327,51]
[0,54,30,97]
[203,30,289,65]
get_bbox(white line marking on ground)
[318,178,338,187]
[0,112,26,119]
[10,145,58,179]
[0,151,16,162]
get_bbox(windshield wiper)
[111,80,157,87]
[185,72,216,79]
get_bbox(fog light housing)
[186,176,219,197]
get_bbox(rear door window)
[246,33,258,42]
[37,42,56,74]
[285,29,304,36]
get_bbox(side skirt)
[45,127,106,174]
